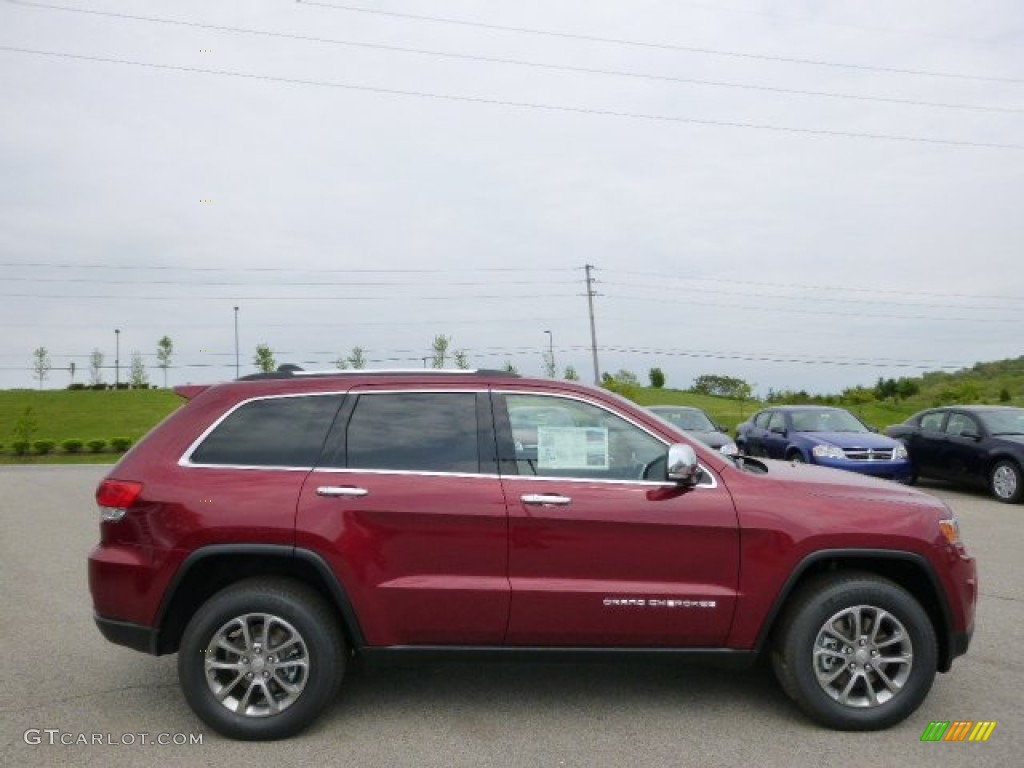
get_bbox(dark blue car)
[736,405,913,482]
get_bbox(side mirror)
[667,443,701,486]
[868,425,879,433]
[960,428,981,440]
[770,425,787,435]
[718,423,729,433]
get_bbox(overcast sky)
[1,0,1022,395]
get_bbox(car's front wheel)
[772,574,937,730]
[990,460,1023,504]
[178,578,346,740]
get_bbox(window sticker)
[536,427,609,470]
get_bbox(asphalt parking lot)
[1,465,1020,768]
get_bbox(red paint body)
[89,373,976,660]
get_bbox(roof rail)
[236,365,521,381]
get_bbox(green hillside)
[1,355,1021,462]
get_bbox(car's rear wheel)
[990,460,1023,504]
[772,574,936,730]
[178,578,346,740]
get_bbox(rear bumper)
[94,614,160,655]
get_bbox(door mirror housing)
[667,443,701,486]
[770,425,787,436]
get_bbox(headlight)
[811,444,844,459]
[719,442,739,456]
[893,443,909,460]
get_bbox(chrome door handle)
[316,486,369,498]
[520,494,572,507]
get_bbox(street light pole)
[233,306,240,379]
[114,328,120,388]
[544,330,554,377]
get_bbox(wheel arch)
[154,544,365,655]
[754,549,955,672]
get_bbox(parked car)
[885,405,1024,503]
[647,405,738,454]
[736,406,913,483]
[90,367,974,739]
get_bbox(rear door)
[495,391,740,647]
[909,410,948,478]
[294,388,510,647]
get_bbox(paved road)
[1,465,1019,767]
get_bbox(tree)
[156,336,173,388]
[648,367,665,388]
[13,406,38,445]
[347,346,367,370]
[691,374,751,399]
[334,357,349,370]
[454,350,470,370]
[503,360,518,374]
[32,347,51,390]
[89,348,105,386]
[431,334,450,368]
[542,350,557,378]
[564,365,579,381]
[1000,387,1012,403]
[130,351,149,388]
[253,343,276,373]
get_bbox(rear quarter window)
[188,395,343,467]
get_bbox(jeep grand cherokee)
[89,368,976,740]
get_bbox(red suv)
[89,369,976,740]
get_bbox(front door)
[496,392,740,647]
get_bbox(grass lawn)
[0,389,183,461]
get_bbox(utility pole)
[114,328,120,388]
[584,264,600,384]
[233,306,240,379]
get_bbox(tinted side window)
[920,412,945,432]
[190,395,342,467]
[346,392,480,473]
[767,412,786,431]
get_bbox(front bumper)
[812,457,914,482]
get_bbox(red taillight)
[96,479,143,509]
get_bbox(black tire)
[989,460,1023,504]
[771,573,937,731]
[178,578,346,740]
[787,450,805,463]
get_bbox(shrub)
[0,443,4,454]
[67,383,87,391]
[32,440,57,455]
[110,437,133,452]
[12,441,31,456]
[86,439,107,453]
[62,438,84,453]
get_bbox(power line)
[0,292,577,301]
[600,279,1024,312]
[0,260,577,274]
[6,0,1019,114]
[296,0,1024,85]
[602,290,1019,321]
[599,269,1024,303]
[2,276,578,288]
[2,46,1020,151]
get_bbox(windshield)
[649,407,716,432]
[980,409,1024,436]
[789,409,869,433]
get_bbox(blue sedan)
[736,405,913,482]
